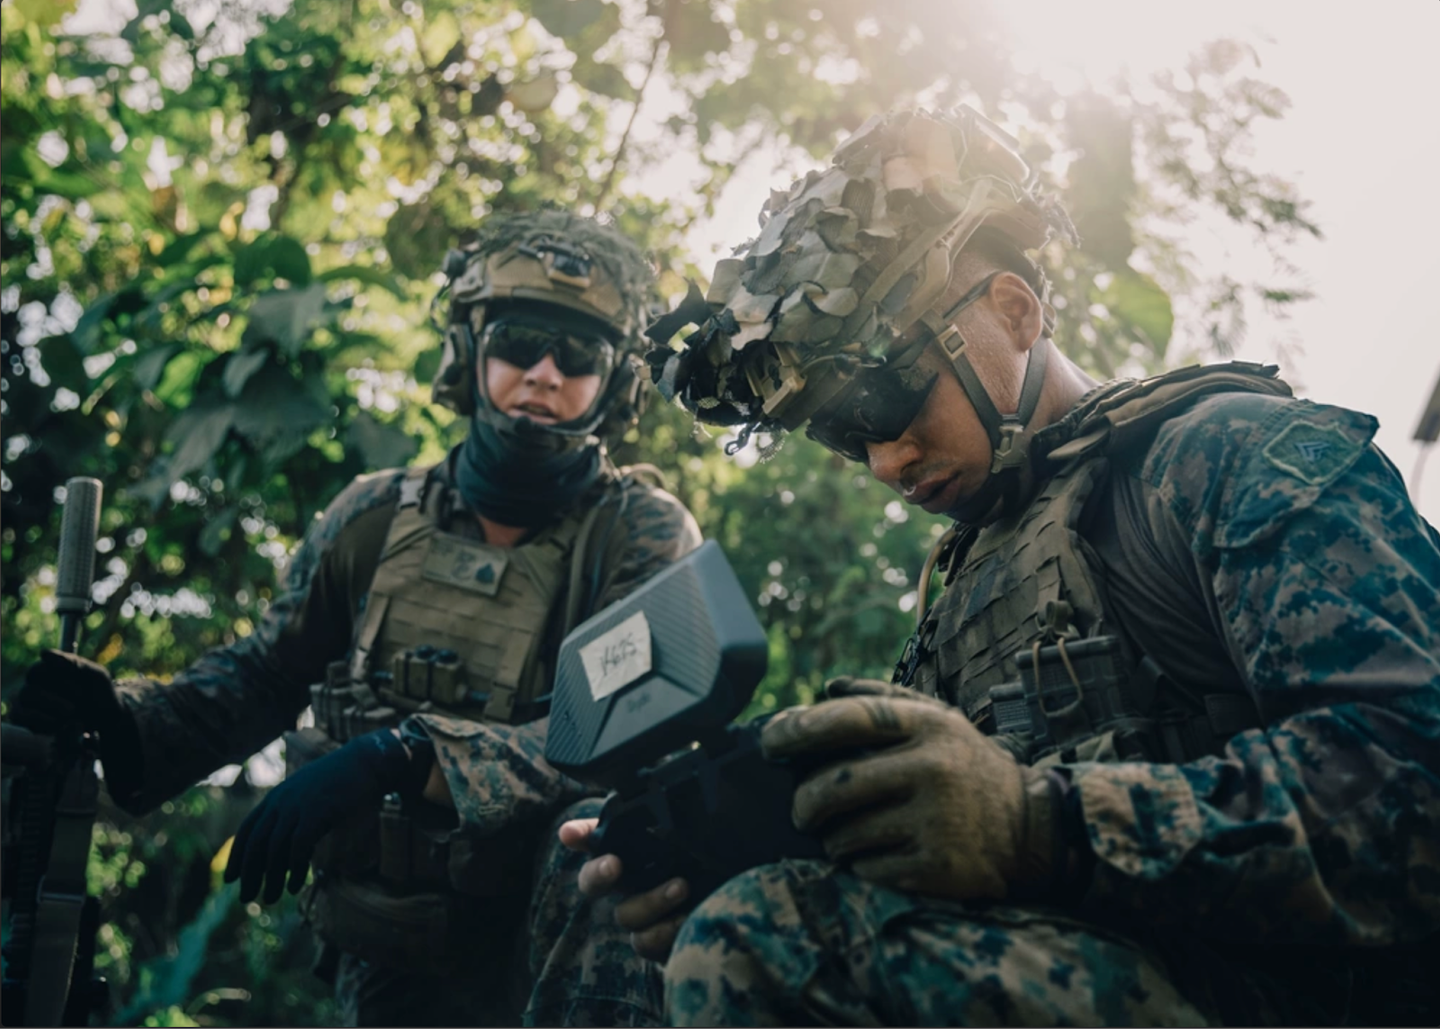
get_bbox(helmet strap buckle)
[990,420,1029,474]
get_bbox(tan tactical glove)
[761,678,1061,902]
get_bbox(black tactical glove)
[8,649,145,801]
[223,728,432,904]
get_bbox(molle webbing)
[911,363,1284,749]
[927,454,1109,722]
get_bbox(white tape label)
[579,611,653,701]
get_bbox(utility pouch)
[302,878,456,975]
[371,798,539,895]
[388,646,468,706]
[1031,727,1158,769]
[303,874,524,973]
[309,660,397,742]
[377,795,412,883]
[988,635,1159,763]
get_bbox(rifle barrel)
[55,477,102,654]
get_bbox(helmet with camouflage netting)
[433,209,656,439]
[647,106,1077,494]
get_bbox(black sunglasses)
[804,359,939,463]
[480,317,616,379]
[803,273,999,463]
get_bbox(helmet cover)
[432,210,655,432]
[647,106,1077,443]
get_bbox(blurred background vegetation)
[2,0,1319,1023]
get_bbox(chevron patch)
[1262,418,1361,486]
[1294,439,1329,462]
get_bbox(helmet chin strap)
[935,331,1050,525]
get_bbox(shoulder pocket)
[1214,401,1377,550]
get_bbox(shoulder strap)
[1043,361,1293,466]
[348,465,439,683]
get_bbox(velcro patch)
[1261,418,1362,487]
[422,534,509,597]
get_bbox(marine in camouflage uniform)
[12,212,697,1026]
[644,108,1439,1025]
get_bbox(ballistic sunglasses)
[803,273,999,463]
[480,316,617,380]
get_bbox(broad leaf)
[662,2,730,67]
[506,72,561,113]
[137,402,236,507]
[70,293,115,354]
[383,203,452,280]
[221,348,272,398]
[570,57,635,102]
[267,236,313,286]
[235,234,313,288]
[530,0,607,39]
[231,365,331,463]
[346,411,419,471]
[37,335,87,390]
[413,345,442,386]
[242,285,329,359]
[421,11,461,67]
[14,0,78,28]
[133,343,182,392]
[198,505,237,557]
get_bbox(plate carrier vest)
[897,362,1293,766]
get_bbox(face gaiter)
[453,414,602,528]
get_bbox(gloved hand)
[8,649,144,799]
[822,674,950,704]
[761,680,1062,902]
[223,728,429,904]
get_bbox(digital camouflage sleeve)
[413,482,703,835]
[113,469,407,813]
[1072,393,1440,946]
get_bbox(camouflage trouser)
[522,798,666,1026]
[333,949,511,1027]
[665,859,1220,1028]
[333,797,664,1027]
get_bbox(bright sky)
[680,0,1440,523]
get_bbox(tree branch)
[593,34,665,211]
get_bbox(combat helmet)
[648,106,1077,509]
[433,210,655,439]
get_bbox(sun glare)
[992,0,1276,93]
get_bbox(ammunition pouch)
[988,635,1261,766]
[307,661,398,744]
[302,877,488,976]
[385,646,468,707]
[283,727,541,967]
[284,726,538,895]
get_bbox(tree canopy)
[0,0,1319,1022]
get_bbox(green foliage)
[0,0,1319,1024]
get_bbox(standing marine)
[10,210,699,1026]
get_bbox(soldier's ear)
[990,272,1044,354]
